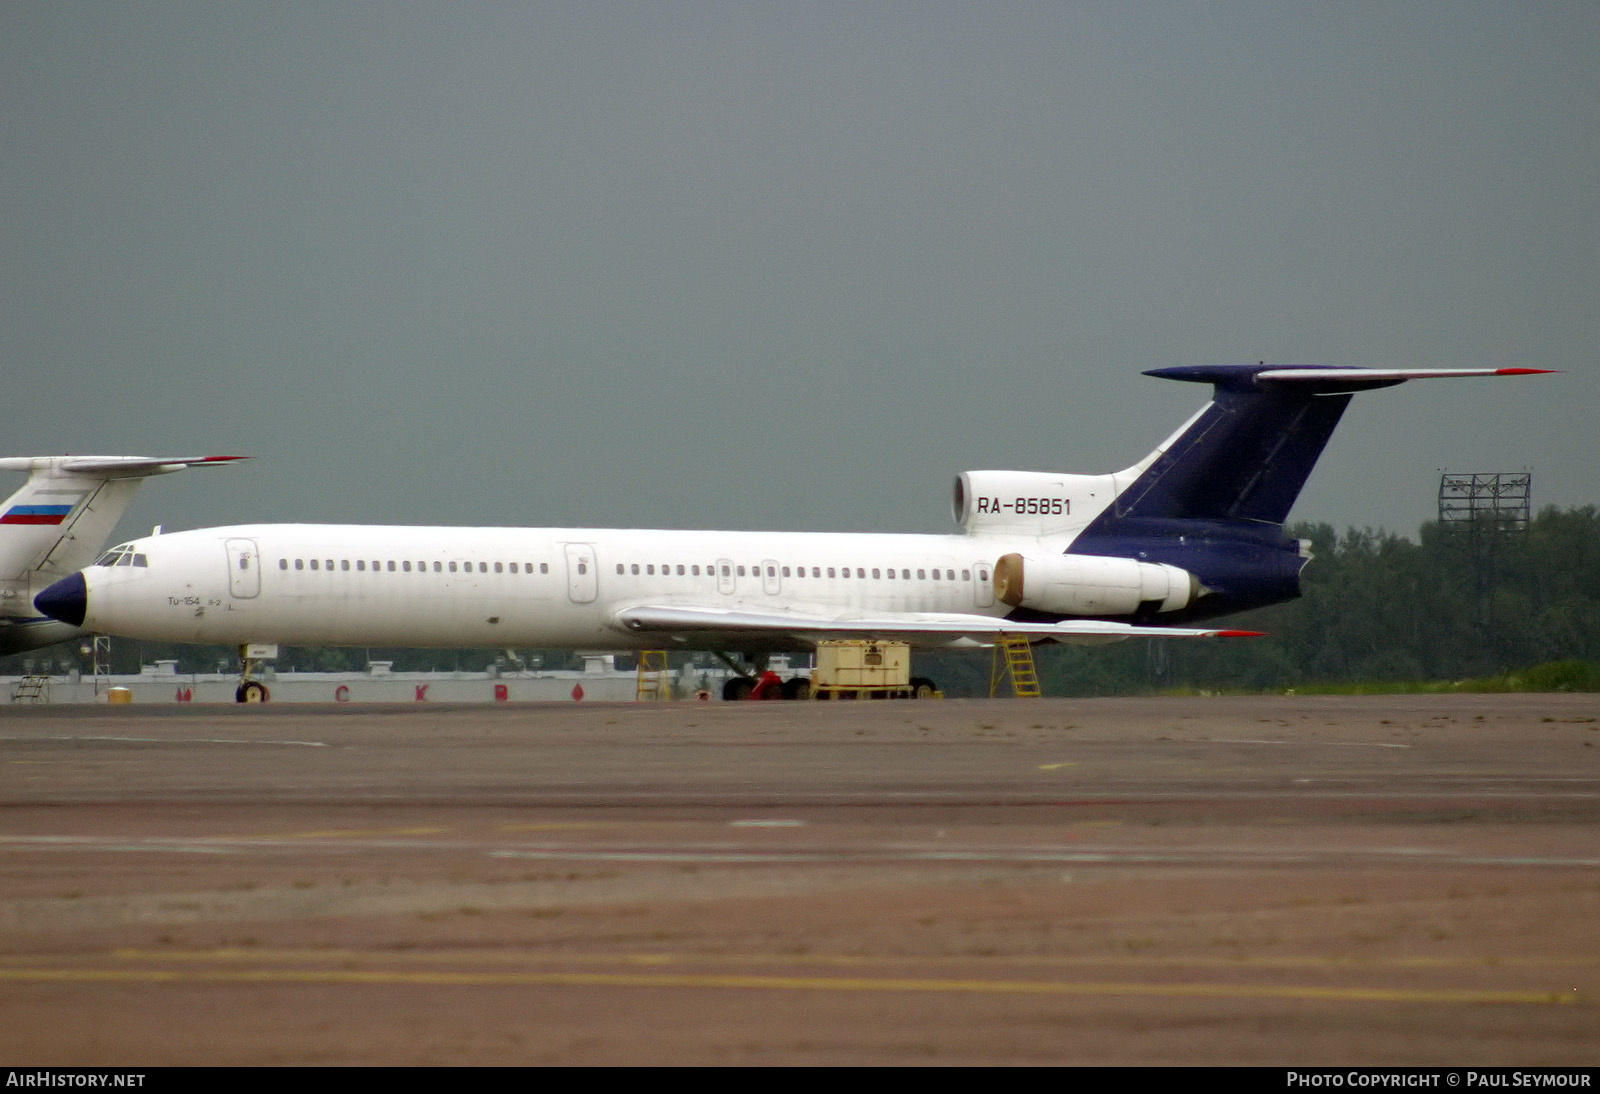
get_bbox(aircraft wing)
[615,604,1261,647]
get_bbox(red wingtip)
[1215,630,1268,638]
[198,455,252,462]
[1495,368,1559,375]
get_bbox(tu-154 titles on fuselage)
[32,364,1550,700]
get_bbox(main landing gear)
[713,652,936,701]
[715,653,804,701]
[719,671,815,701]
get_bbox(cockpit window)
[91,543,148,567]
[94,544,133,566]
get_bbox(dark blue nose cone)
[35,572,87,628]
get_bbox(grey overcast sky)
[3,3,1595,542]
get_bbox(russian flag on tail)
[1,504,78,525]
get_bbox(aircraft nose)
[34,572,87,628]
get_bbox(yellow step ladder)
[10,675,49,703]
[636,650,672,701]
[990,635,1041,698]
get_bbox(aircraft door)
[716,558,735,595]
[564,543,597,603]
[226,539,261,599]
[972,559,994,607]
[762,559,781,596]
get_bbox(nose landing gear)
[233,643,273,703]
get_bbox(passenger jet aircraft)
[33,364,1547,700]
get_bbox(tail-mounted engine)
[993,552,1199,617]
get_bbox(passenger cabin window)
[279,559,288,570]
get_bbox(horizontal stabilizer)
[1145,364,1556,393]
[0,455,249,478]
[56,456,248,478]
[1254,367,1557,386]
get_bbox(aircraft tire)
[910,677,937,699]
[236,680,270,704]
[781,677,811,701]
[722,676,755,702]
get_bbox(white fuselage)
[83,524,1043,651]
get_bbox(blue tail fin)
[1033,363,1550,624]
[1067,366,1404,621]
[1105,366,1359,526]
[1094,362,1552,529]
